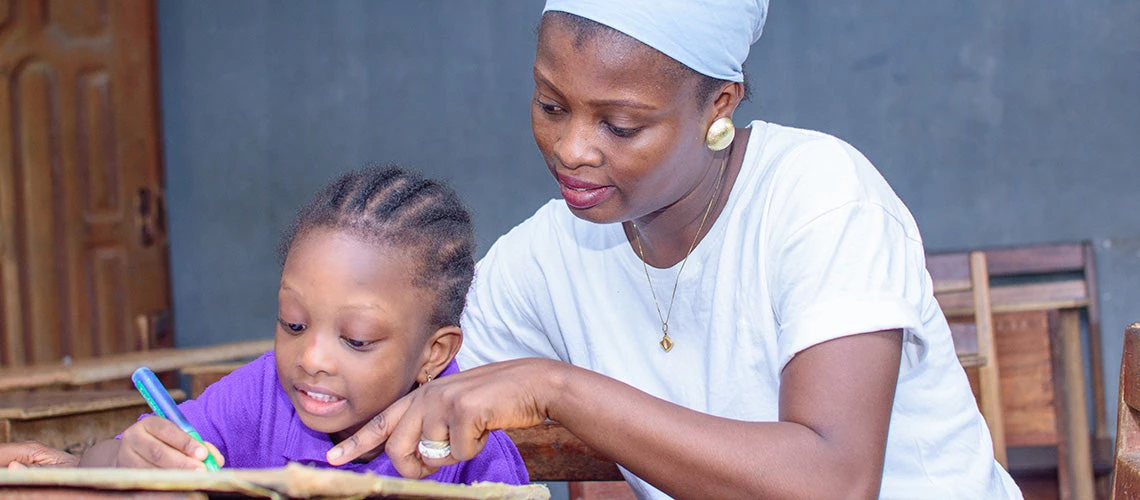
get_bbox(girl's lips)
[557,175,614,210]
[294,384,347,417]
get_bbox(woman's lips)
[557,174,614,210]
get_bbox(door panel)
[0,0,170,369]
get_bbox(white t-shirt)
[459,121,1022,499]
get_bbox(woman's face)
[274,228,432,443]
[531,18,717,225]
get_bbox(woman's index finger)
[327,391,412,465]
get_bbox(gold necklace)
[631,153,729,352]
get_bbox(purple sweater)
[164,352,528,485]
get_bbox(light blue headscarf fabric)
[542,0,769,83]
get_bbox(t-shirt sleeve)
[459,205,566,369]
[451,430,530,485]
[124,354,269,465]
[765,139,928,370]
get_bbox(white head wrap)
[542,0,769,83]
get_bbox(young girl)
[80,165,529,486]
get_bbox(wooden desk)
[0,389,183,456]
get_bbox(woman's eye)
[535,98,564,114]
[342,337,375,350]
[606,123,640,138]
[278,318,305,333]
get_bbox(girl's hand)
[116,416,224,469]
[2,441,78,469]
[327,358,559,478]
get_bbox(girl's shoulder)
[195,350,277,399]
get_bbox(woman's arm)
[2,441,78,469]
[330,329,901,499]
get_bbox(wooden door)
[0,0,171,369]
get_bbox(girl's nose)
[553,119,604,170]
[298,331,336,376]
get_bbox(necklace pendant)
[659,334,674,352]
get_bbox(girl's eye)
[278,318,305,333]
[535,98,564,114]
[606,123,640,138]
[342,337,376,350]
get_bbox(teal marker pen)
[131,366,221,471]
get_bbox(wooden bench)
[0,340,272,392]
[0,340,272,456]
[0,389,185,456]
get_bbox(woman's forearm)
[541,331,901,499]
[544,368,867,498]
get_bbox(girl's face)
[531,19,717,224]
[274,228,435,443]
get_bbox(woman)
[328,1,1021,498]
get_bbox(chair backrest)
[931,242,1094,314]
[929,241,1108,444]
[1112,323,1140,498]
[927,251,1007,466]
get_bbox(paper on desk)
[0,462,550,500]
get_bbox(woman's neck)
[624,128,750,269]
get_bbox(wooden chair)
[930,241,1104,498]
[927,250,1007,466]
[934,242,1106,443]
[1112,323,1140,498]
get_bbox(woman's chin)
[564,203,625,225]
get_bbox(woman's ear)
[710,80,746,121]
[418,325,463,384]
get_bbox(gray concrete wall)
[159,0,1139,452]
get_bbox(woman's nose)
[553,119,604,170]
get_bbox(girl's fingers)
[119,417,210,469]
[203,441,225,468]
[140,417,210,462]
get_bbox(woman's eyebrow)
[587,98,656,110]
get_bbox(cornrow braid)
[278,164,475,329]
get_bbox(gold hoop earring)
[705,117,735,152]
